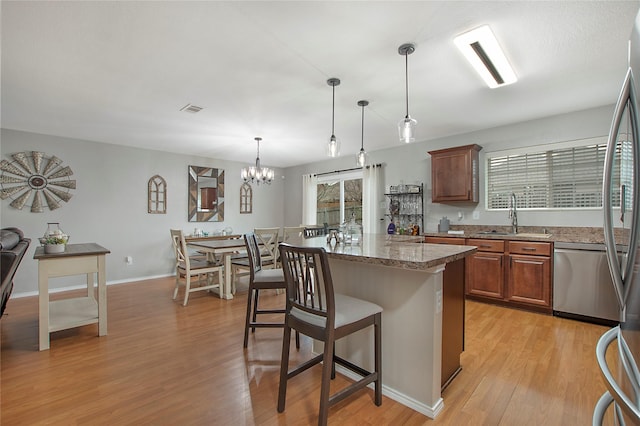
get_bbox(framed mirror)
[188,165,224,222]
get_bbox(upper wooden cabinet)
[428,144,482,203]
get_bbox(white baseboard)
[11,273,173,299]
[334,364,444,419]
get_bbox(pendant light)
[241,137,274,185]
[398,43,417,143]
[327,78,341,157]
[356,100,369,167]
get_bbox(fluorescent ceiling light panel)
[454,25,517,89]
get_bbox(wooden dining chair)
[242,232,299,348]
[277,243,383,426]
[170,229,224,306]
[253,227,280,269]
[283,226,304,242]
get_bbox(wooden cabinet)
[465,239,505,299]
[506,241,551,308]
[428,144,482,203]
[465,238,553,313]
[423,237,466,389]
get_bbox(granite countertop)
[422,225,621,244]
[292,234,476,271]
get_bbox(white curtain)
[362,165,382,234]
[302,174,318,225]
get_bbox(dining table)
[187,237,246,299]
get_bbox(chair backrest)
[279,243,335,330]
[303,225,327,238]
[244,232,263,280]
[254,227,280,261]
[283,226,304,242]
[170,229,189,268]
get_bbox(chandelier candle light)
[327,77,341,157]
[241,137,274,185]
[398,43,417,143]
[356,100,369,167]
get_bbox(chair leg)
[295,330,300,349]
[243,286,255,348]
[183,274,192,306]
[318,338,334,426]
[172,272,180,300]
[374,312,382,406]
[277,325,293,413]
[251,289,259,333]
[331,342,336,380]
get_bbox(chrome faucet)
[509,192,518,234]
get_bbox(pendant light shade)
[356,100,369,167]
[398,43,417,143]
[327,78,341,157]
[241,137,274,185]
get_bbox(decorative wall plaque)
[148,175,167,214]
[240,182,252,214]
[0,151,76,212]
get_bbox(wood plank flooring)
[0,276,617,425]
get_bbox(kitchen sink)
[513,233,552,239]
[476,230,510,235]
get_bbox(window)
[316,171,362,228]
[486,137,627,210]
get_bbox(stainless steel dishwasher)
[553,242,620,325]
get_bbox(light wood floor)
[0,276,617,425]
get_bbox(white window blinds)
[487,141,623,210]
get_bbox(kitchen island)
[288,234,476,419]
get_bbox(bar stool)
[277,243,382,426]
[242,233,299,349]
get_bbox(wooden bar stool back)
[277,243,382,426]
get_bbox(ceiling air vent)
[180,104,203,113]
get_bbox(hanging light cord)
[361,104,365,150]
[331,84,336,136]
[404,52,410,119]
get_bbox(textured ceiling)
[2,1,639,168]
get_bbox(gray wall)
[1,129,284,295]
[283,104,614,232]
[2,104,615,295]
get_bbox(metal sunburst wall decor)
[0,151,76,212]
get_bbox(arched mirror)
[188,165,224,222]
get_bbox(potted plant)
[40,234,69,254]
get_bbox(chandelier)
[241,137,274,185]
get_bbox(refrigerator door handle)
[603,67,640,311]
[594,326,640,423]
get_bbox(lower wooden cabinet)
[465,238,553,313]
[465,239,505,299]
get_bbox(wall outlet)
[435,290,442,314]
[472,211,480,220]
[125,256,133,265]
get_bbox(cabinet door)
[429,144,481,203]
[466,251,504,299]
[507,254,551,307]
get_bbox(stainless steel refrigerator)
[594,10,640,425]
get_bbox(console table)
[34,243,110,350]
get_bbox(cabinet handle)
[521,247,537,252]
[479,244,493,249]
